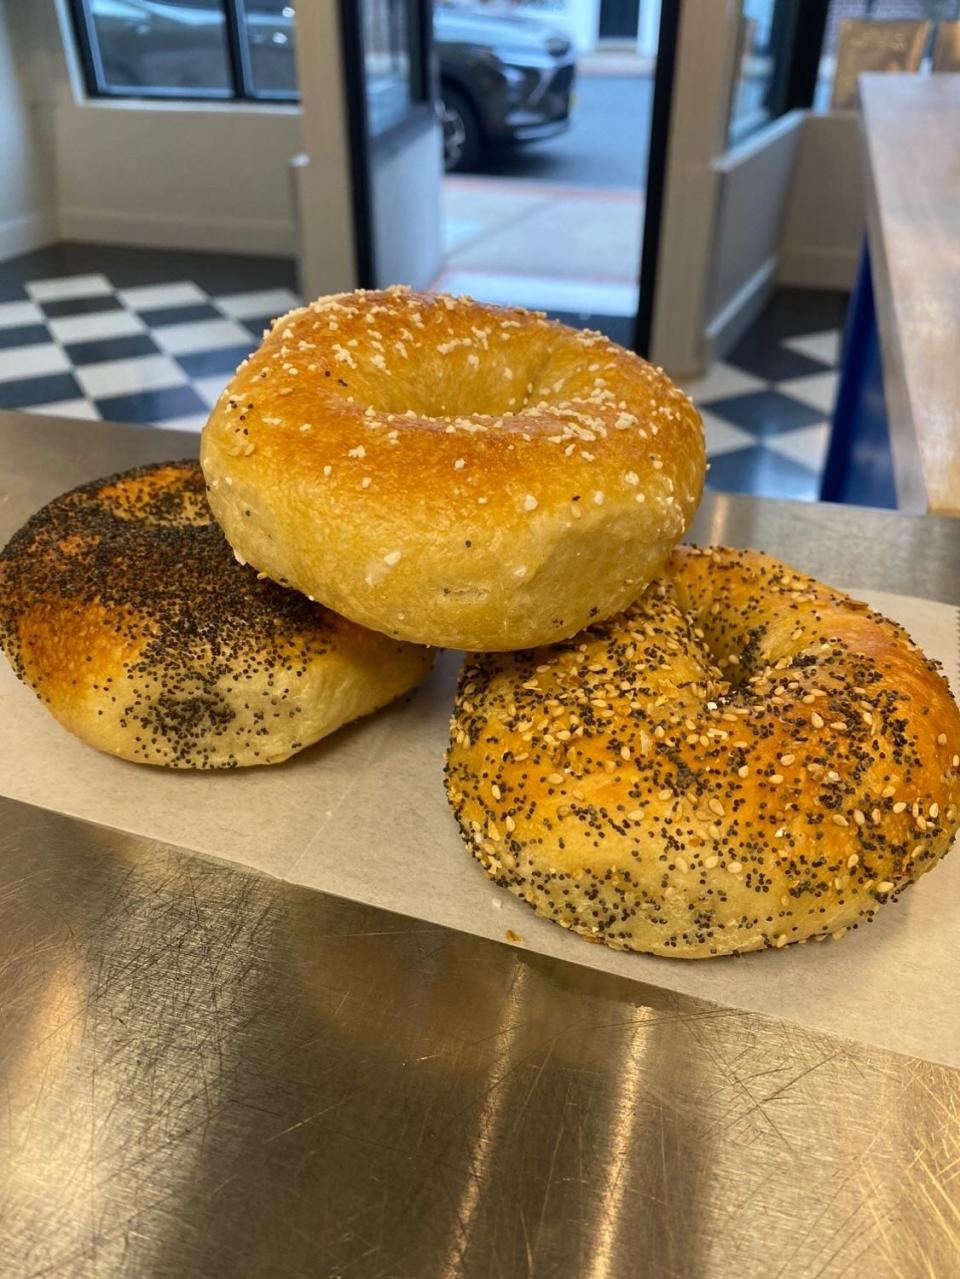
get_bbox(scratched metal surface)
[2,411,960,1277]
[3,802,960,1279]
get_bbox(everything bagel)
[445,547,960,957]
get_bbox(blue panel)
[821,245,897,509]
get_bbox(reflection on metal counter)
[1,800,960,1276]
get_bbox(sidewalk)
[579,49,654,77]
[436,175,642,316]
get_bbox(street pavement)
[471,71,654,189]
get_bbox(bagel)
[445,546,960,958]
[0,461,432,768]
[200,287,704,650]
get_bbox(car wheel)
[441,86,481,173]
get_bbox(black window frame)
[67,0,301,104]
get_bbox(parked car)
[434,3,577,171]
[81,1,576,172]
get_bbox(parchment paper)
[1,589,958,1066]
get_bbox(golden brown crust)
[445,547,960,958]
[0,461,432,768]
[200,287,704,650]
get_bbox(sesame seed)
[831,814,848,827]
[811,711,824,728]
[593,491,605,505]
[383,550,401,566]
[876,881,894,894]
[523,494,538,511]
[708,797,725,817]
[937,733,948,745]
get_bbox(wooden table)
[826,76,960,515]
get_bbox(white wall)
[54,99,302,255]
[0,2,58,258]
[650,0,740,378]
[291,1,358,296]
[706,111,804,357]
[9,0,305,259]
[779,112,864,291]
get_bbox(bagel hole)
[352,326,563,421]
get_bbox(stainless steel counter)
[2,410,960,1277]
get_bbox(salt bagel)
[0,460,432,768]
[200,287,704,650]
[445,546,960,958]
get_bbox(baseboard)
[778,246,858,291]
[0,210,59,262]
[57,207,297,257]
[704,256,777,363]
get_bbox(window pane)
[363,0,414,135]
[237,0,299,96]
[816,1,946,111]
[86,0,232,95]
[727,0,792,146]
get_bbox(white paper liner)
[1,588,958,1066]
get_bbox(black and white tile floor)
[0,277,300,431]
[0,244,846,503]
[681,287,847,503]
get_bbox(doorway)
[430,0,661,344]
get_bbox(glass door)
[339,0,443,289]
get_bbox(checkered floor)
[0,275,300,431]
[681,287,847,503]
[0,243,847,502]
